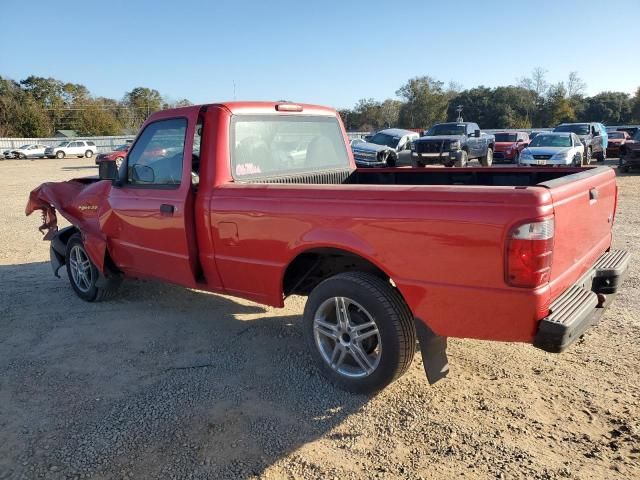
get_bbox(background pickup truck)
[350,128,419,167]
[26,102,629,394]
[411,122,495,167]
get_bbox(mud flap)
[415,320,449,384]
[50,243,64,278]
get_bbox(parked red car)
[606,131,630,158]
[26,101,629,394]
[95,144,129,168]
[493,131,529,163]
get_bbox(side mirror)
[404,142,412,151]
[132,164,155,183]
[474,130,481,138]
[98,161,118,182]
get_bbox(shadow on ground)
[0,262,370,479]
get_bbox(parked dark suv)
[553,123,606,164]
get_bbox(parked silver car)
[351,128,419,167]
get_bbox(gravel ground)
[0,157,638,480]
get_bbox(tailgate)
[542,167,617,299]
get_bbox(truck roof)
[167,101,338,117]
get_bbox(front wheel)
[85,150,93,158]
[115,157,124,168]
[56,151,65,159]
[480,148,493,167]
[573,152,583,167]
[65,234,118,302]
[303,272,416,394]
[584,147,592,165]
[455,150,468,167]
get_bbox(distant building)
[54,130,78,138]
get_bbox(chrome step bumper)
[534,249,630,353]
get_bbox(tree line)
[339,69,640,131]
[2,70,640,137]
[0,75,191,137]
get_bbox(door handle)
[589,188,599,201]
[160,204,175,215]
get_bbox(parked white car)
[518,132,584,167]
[44,140,98,159]
[9,144,50,159]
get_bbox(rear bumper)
[534,249,630,353]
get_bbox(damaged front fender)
[25,179,113,273]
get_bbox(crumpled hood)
[26,178,113,271]
[351,142,392,154]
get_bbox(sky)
[1,0,639,109]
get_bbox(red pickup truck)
[26,101,629,394]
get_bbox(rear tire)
[480,148,493,167]
[56,151,65,159]
[65,234,118,302]
[303,272,416,394]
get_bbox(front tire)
[65,234,117,302]
[584,147,592,165]
[455,150,468,167]
[303,272,416,394]
[480,148,493,167]
[56,151,65,159]
[85,150,93,158]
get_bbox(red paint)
[26,102,618,345]
[493,132,529,161]
[95,144,130,164]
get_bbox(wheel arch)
[282,246,397,299]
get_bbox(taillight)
[506,218,554,288]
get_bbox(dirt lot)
[0,158,638,480]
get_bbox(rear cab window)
[230,115,350,180]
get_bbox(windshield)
[529,134,571,148]
[115,144,129,151]
[231,115,350,179]
[425,124,466,136]
[608,132,624,139]
[494,133,518,142]
[368,133,400,148]
[554,124,589,135]
[18,144,31,149]
[57,142,70,147]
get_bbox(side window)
[127,118,187,186]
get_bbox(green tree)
[0,77,51,136]
[396,76,449,129]
[583,92,632,124]
[123,87,163,127]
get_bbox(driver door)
[105,111,201,287]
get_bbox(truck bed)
[246,166,596,188]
